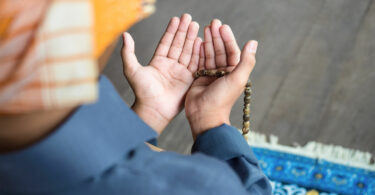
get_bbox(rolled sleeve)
[192,124,272,194]
[192,124,256,162]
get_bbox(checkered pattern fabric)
[0,0,154,113]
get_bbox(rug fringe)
[245,130,375,171]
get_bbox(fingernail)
[123,32,129,40]
[249,40,258,54]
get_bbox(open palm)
[122,14,201,131]
[186,20,243,118]
[185,20,258,138]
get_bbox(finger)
[167,13,192,60]
[121,32,141,77]
[198,43,205,70]
[179,21,199,66]
[204,26,216,69]
[188,37,202,73]
[227,40,258,86]
[220,25,241,66]
[211,19,227,67]
[154,17,180,57]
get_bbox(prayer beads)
[194,69,229,78]
[194,69,252,140]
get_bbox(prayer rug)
[246,132,375,195]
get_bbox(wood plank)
[316,0,375,154]
[258,0,373,154]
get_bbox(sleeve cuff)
[192,124,258,163]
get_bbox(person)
[0,1,271,194]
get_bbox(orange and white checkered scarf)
[0,0,155,113]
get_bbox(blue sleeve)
[192,124,272,194]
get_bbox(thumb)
[121,32,141,78]
[227,40,258,86]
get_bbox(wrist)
[132,101,169,134]
[187,111,230,140]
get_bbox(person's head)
[0,0,155,152]
[0,0,155,115]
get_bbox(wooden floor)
[103,0,375,156]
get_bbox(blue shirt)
[0,76,271,195]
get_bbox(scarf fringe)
[141,0,156,19]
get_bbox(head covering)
[0,0,155,113]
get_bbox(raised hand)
[185,19,258,139]
[121,14,201,134]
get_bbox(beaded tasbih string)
[194,69,252,140]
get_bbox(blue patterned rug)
[270,180,337,195]
[246,132,375,195]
